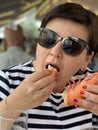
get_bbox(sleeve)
[92,114,98,126]
[0,70,11,101]
[0,55,10,70]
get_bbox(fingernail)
[80,91,85,95]
[75,104,80,108]
[82,85,87,89]
[73,98,78,102]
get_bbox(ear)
[87,51,94,63]
[81,51,94,70]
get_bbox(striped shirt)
[0,60,96,130]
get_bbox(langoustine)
[48,64,58,76]
[63,72,98,106]
[48,65,98,106]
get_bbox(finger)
[75,98,98,115]
[26,74,57,97]
[31,79,57,106]
[34,74,57,91]
[29,69,51,82]
[80,90,98,104]
[37,80,56,98]
[27,72,56,93]
[86,84,98,94]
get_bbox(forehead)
[45,18,89,42]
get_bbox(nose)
[49,42,63,58]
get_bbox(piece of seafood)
[48,65,57,75]
[63,72,98,106]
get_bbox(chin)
[53,86,65,93]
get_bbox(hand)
[74,84,98,115]
[6,69,57,110]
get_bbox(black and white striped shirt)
[0,60,95,130]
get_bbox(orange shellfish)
[63,72,98,106]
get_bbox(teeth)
[48,64,57,73]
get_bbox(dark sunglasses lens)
[62,37,83,56]
[38,28,57,48]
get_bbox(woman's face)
[34,18,93,88]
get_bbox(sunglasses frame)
[38,27,89,56]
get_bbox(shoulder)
[0,52,10,69]
[72,68,94,81]
[0,60,35,78]
[0,52,8,58]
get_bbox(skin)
[0,18,98,116]
[34,18,92,92]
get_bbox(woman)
[0,2,98,130]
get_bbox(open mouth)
[46,64,60,73]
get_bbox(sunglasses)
[38,27,89,56]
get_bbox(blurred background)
[0,0,98,55]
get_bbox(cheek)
[34,45,49,71]
[70,50,88,68]
[64,59,81,73]
[69,57,86,69]
[37,45,45,56]
[63,54,87,75]
[36,45,49,59]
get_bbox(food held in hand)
[48,64,57,75]
[63,72,98,106]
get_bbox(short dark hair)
[41,2,98,56]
